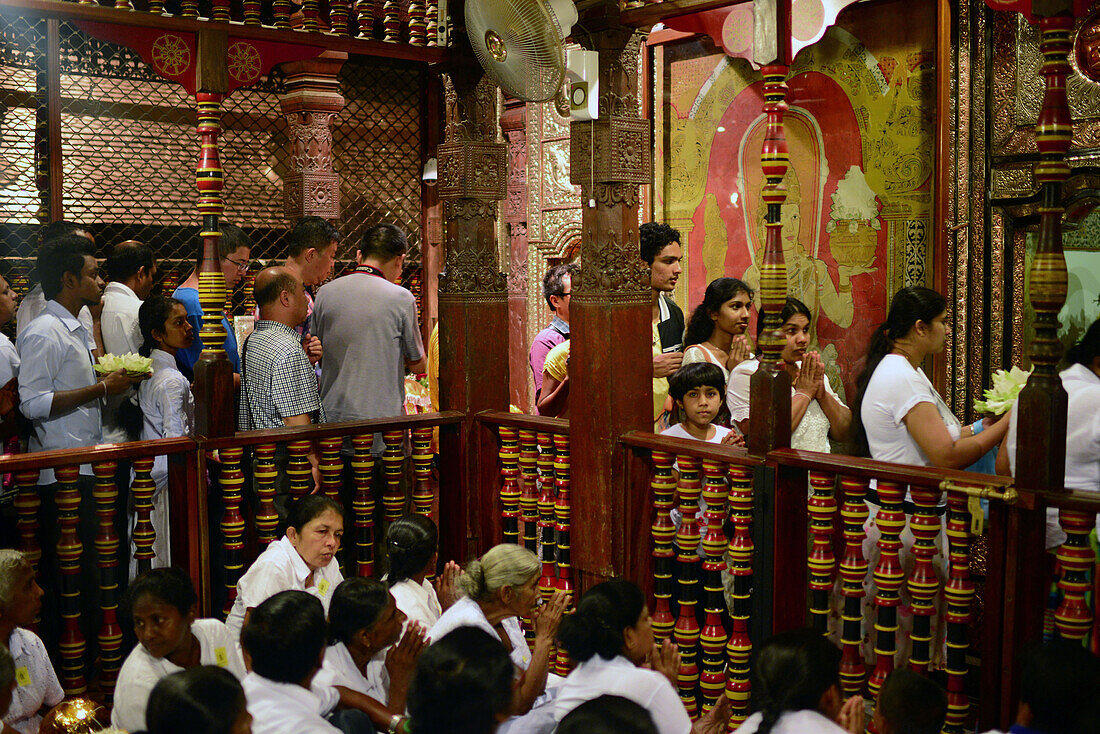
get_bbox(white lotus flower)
[974,366,1031,415]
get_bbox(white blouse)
[243,673,341,734]
[2,628,63,734]
[139,349,195,487]
[551,655,690,734]
[682,344,730,382]
[734,709,848,734]
[111,618,246,732]
[313,642,389,705]
[226,536,344,639]
[390,577,443,631]
[727,358,844,453]
[428,596,531,670]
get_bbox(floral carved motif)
[438,141,508,200]
[442,69,498,143]
[570,117,651,186]
[439,236,508,295]
[443,199,496,221]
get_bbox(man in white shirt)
[101,239,157,443]
[242,590,372,734]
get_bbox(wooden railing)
[0,411,463,702]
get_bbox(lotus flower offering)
[973,366,1032,415]
[94,352,153,377]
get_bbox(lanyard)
[354,265,386,279]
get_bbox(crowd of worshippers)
[531,223,1100,544]
[1,508,1098,734]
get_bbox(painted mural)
[655,0,935,401]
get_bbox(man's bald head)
[254,266,298,309]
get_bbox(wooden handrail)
[767,447,1017,490]
[1,0,450,64]
[0,436,196,472]
[200,411,465,449]
[619,430,762,466]
[475,410,570,434]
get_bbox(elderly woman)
[428,544,568,714]
[0,550,63,734]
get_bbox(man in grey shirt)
[312,224,426,454]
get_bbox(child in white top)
[112,568,246,733]
[660,363,743,447]
[0,551,63,734]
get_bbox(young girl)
[112,568,246,733]
[386,514,461,631]
[727,298,850,452]
[682,277,754,382]
[137,295,195,569]
[661,363,743,447]
[0,550,63,734]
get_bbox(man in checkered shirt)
[239,266,326,432]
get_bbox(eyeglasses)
[556,291,571,299]
[225,256,251,272]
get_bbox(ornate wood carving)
[569,117,651,186]
[279,51,347,221]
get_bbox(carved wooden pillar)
[568,27,653,586]
[502,100,530,412]
[436,60,509,561]
[279,52,348,222]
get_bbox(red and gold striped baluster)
[220,447,246,619]
[553,433,573,675]
[699,459,730,713]
[147,0,165,15]
[408,0,426,45]
[838,475,869,698]
[382,430,405,522]
[519,430,539,554]
[254,444,279,546]
[499,427,521,545]
[195,92,227,361]
[319,437,343,503]
[303,0,321,31]
[115,0,133,12]
[179,0,199,22]
[725,463,754,728]
[411,427,434,518]
[382,0,400,41]
[807,470,838,635]
[330,0,350,34]
[425,0,438,45]
[93,461,123,702]
[907,485,942,673]
[352,435,377,577]
[211,0,230,21]
[274,0,292,28]
[355,0,374,37]
[943,491,976,734]
[287,440,313,500]
[131,457,156,574]
[55,465,86,694]
[868,480,905,703]
[674,455,702,716]
[1054,508,1096,640]
[650,451,677,642]
[537,433,558,599]
[242,0,261,24]
[15,469,41,571]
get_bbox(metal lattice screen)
[0,11,424,318]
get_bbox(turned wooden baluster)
[131,457,157,573]
[319,437,343,503]
[355,0,375,37]
[425,0,438,45]
[180,0,198,21]
[408,0,426,45]
[1054,509,1096,640]
[303,0,322,31]
[330,0,351,34]
[807,470,838,635]
[274,0,292,28]
[352,434,377,577]
[838,475,869,698]
[243,0,261,25]
[147,0,166,15]
[537,432,558,599]
[553,433,573,675]
[382,0,400,41]
[650,450,677,642]
[211,0,230,21]
[220,447,246,619]
[287,440,313,500]
[869,480,905,703]
[674,455,702,716]
[115,0,133,11]
[411,427,434,518]
[519,430,539,554]
[943,491,975,733]
[15,469,41,571]
[195,92,228,368]
[699,459,730,713]
[382,430,405,523]
[254,444,279,546]
[93,461,122,702]
[907,485,942,673]
[499,427,521,545]
[725,463,754,728]
[55,465,86,693]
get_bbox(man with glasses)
[529,263,578,412]
[172,223,253,378]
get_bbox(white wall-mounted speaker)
[566,48,598,121]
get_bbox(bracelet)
[794,390,813,400]
[387,714,402,734]
[971,419,984,436]
[102,381,108,399]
